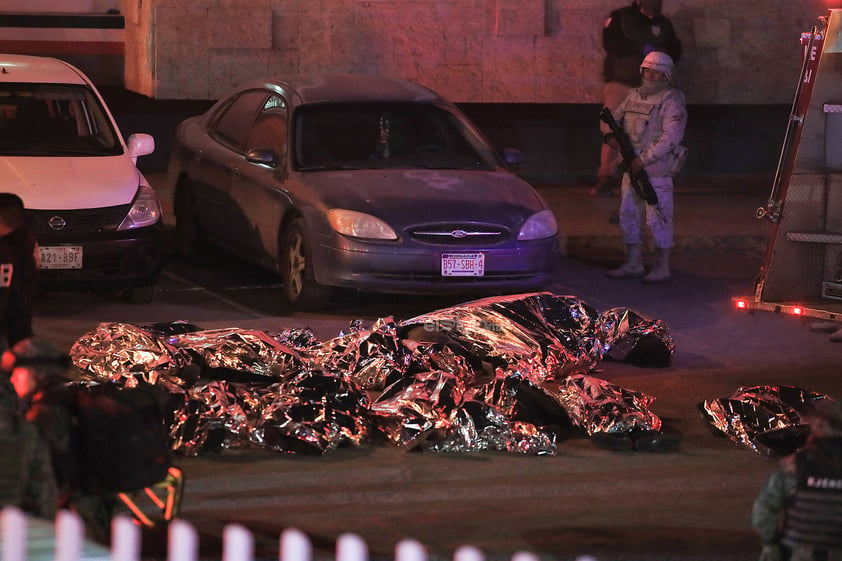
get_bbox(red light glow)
[735,300,747,309]
[792,307,803,315]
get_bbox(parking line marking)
[161,270,274,318]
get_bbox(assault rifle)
[599,106,659,206]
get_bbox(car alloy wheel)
[280,218,330,310]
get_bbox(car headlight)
[118,184,162,230]
[517,209,558,241]
[328,209,398,240]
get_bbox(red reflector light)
[792,307,803,315]
[735,300,747,309]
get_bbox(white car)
[0,54,162,303]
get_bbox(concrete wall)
[122,0,834,103]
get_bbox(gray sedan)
[168,74,559,310]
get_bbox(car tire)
[280,217,331,311]
[174,179,209,261]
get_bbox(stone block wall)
[122,0,832,104]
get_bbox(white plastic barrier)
[0,506,600,561]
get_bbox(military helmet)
[640,51,674,80]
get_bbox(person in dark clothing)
[0,193,38,346]
[591,0,683,197]
[7,337,114,543]
[0,235,15,351]
[0,373,57,519]
[752,399,842,561]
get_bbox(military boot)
[642,248,671,284]
[606,244,645,279]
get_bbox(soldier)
[0,376,57,519]
[602,50,687,284]
[7,338,113,543]
[592,0,682,198]
[752,399,842,561]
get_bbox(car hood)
[0,155,141,210]
[293,169,547,225]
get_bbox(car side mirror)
[246,148,279,167]
[127,133,155,160]
[500,148,524,166]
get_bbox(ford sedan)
[168,74,558,310]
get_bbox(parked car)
[0,54,162,304]
[168,73,558,310]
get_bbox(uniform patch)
[651,24,661,37]
[0,263,13,288]
[626,100,655,115]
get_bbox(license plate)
[442,253,484,277]
[39,246,83,270]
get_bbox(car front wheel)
[280,218,331,310]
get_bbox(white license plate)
[442,253,485,277]
[39,246,83,270]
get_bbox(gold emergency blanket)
[699,385,830,457]
[69,292,674,456]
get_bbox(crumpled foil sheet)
[68,292,674,456]
[312,316,411,391]
[699,385,829,457]
[424,401,556,455]
[399,292,604,383]
[550,374,662,435]
[69,322,190,389]
[168,327,304,380]
[596,307,675,366]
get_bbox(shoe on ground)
[606,263,646,279]
[642,269,671,284]
[632,430,681,452]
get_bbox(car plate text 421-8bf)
[441,253,484,277]
[39,246,83,270]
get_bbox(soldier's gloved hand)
[758,544,782,561]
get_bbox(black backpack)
[72,383,171,494]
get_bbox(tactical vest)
[781,449,842,550]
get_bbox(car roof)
[0,53,89,85]
[241,73,447,105]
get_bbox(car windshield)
[293,102,499,171]
[0,83,121,156]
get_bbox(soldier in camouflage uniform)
[0,378,57,518]
[752,399,842,561]
[602,50,687,284]
[7,338,113,543]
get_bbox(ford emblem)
[451,230,467,238]
[48,216,67,231]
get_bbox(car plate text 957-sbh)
[39,246,83,269]
[441,253,484,277]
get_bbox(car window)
[245,94,288,162]
[292,102,499,171]
[211,90,269,150]
[0,83,121,156]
